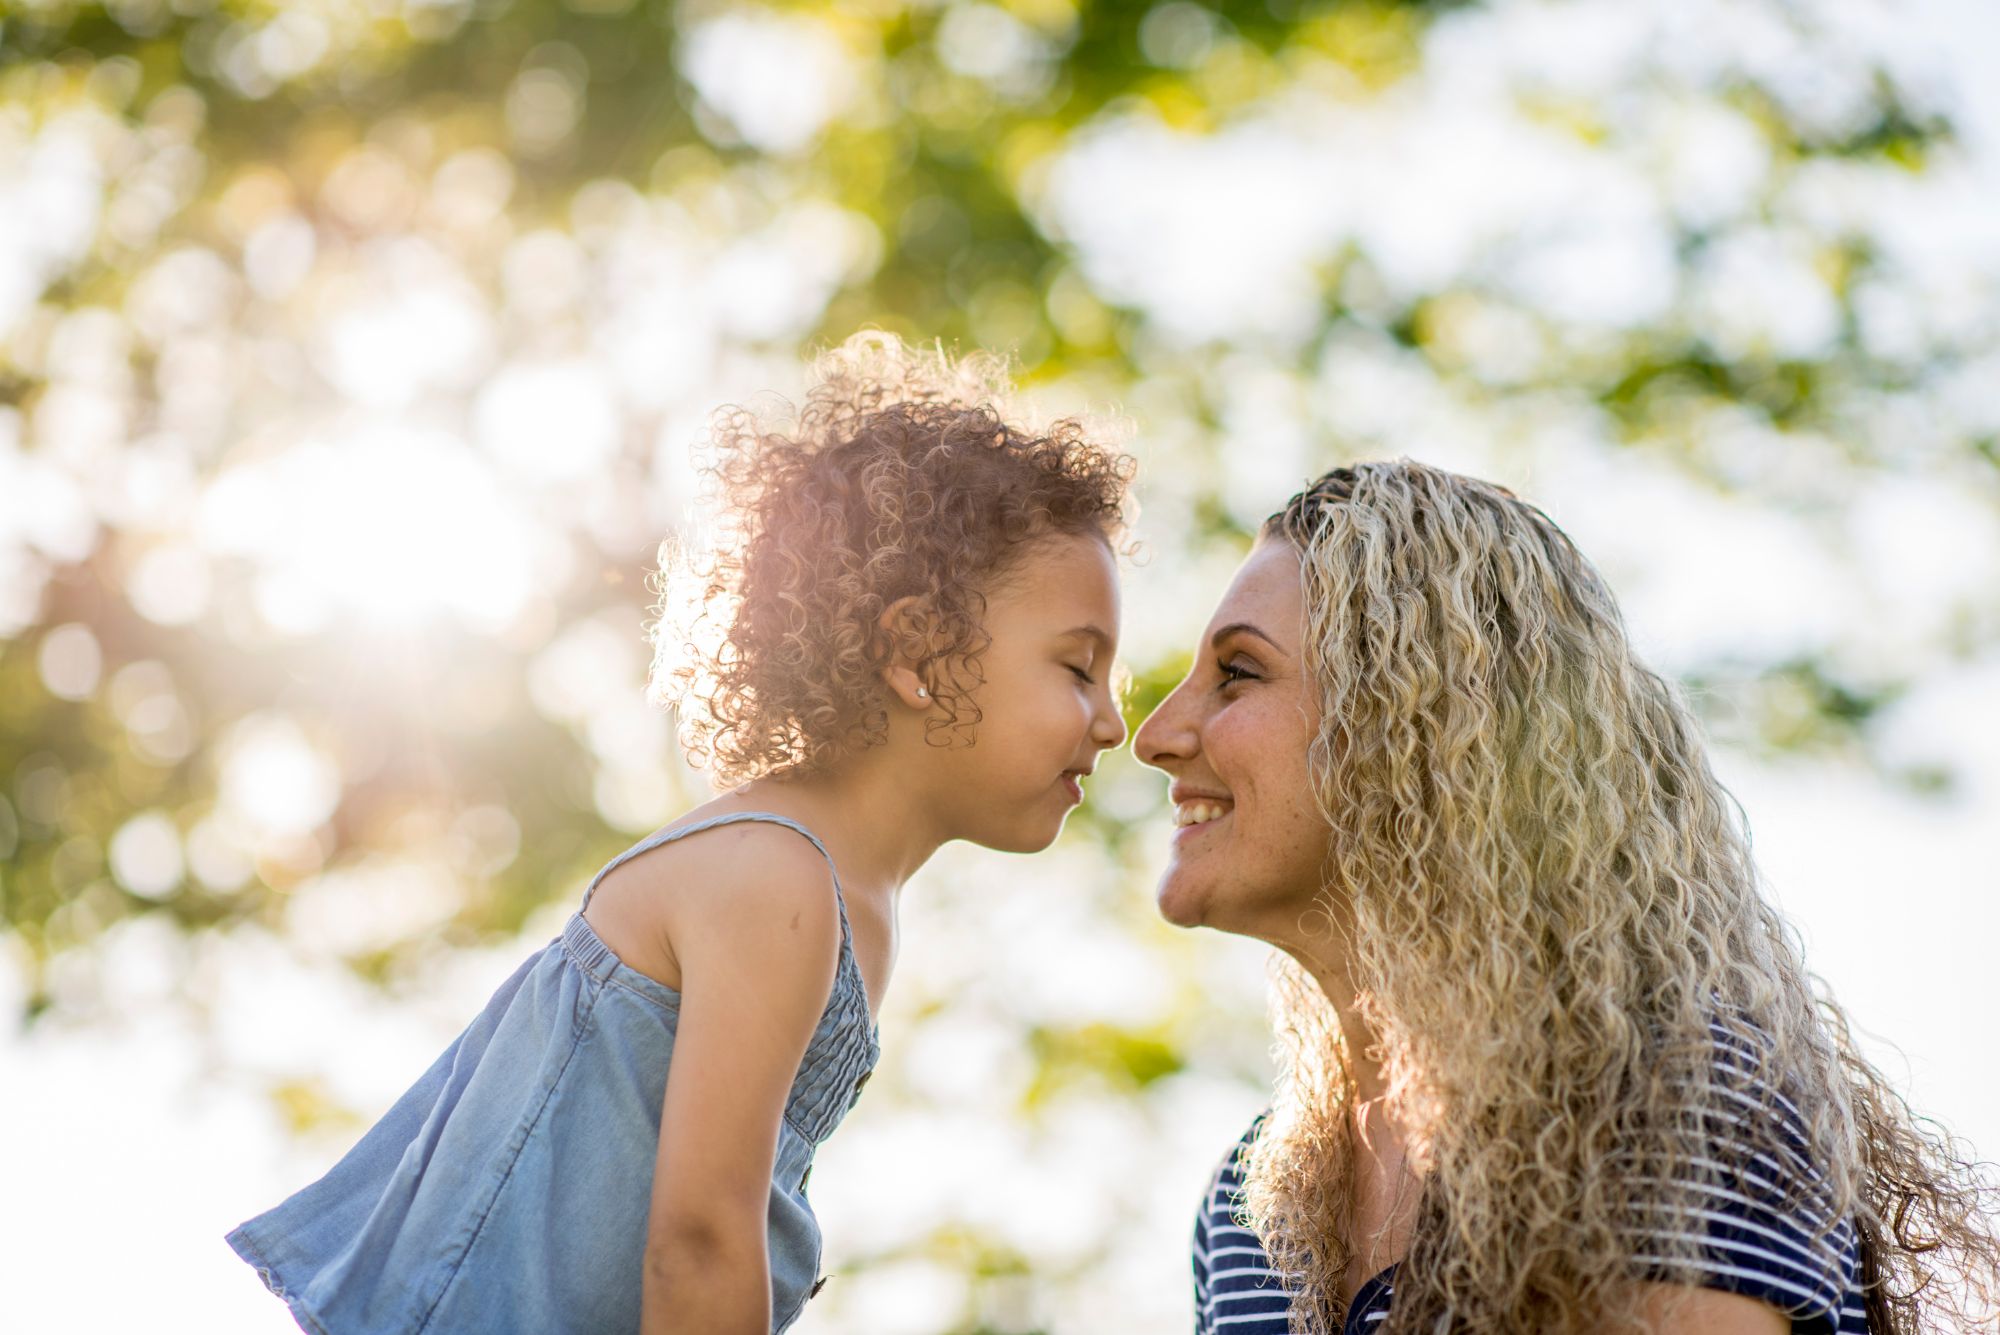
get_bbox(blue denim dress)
[224,811,882,1335]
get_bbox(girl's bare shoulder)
[583,815,837,994]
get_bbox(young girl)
[224,332,1137,1334]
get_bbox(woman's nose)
[1133,681,1195,770]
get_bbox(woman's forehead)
[1207,540,1300,628]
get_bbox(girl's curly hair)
[646,331,1136,787]
[1241,459,2000,1335]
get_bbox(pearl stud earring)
[916,687,928,698]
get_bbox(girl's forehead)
[986,533,1120,622]
[1001,532,1119,593]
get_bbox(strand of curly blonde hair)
[1239,459,2000,1335]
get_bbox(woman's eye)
[1219,659,1259,685]
[1068,664,1097,685]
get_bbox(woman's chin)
[1154,872,1209,928]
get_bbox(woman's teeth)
[1172,801,1231,828]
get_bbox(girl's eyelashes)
[1068,664,1098,686]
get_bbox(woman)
[1133,461,1999,1335]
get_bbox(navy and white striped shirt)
[1192,1022,1870,1334]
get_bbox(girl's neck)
[715,752,950,907]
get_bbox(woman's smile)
[1172,813,1229,843]
[1172,794,1232,820]
[1133,538,1334,936]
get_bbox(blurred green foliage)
[0,1,1992,1326]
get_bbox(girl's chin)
[993,810,1068,855]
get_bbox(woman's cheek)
[1206,704,1255,781]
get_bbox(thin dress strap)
[578,810,852,952]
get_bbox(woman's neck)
[1278,937,1392,1107]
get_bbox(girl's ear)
[876,594,935,711]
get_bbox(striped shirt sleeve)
[1620,1021,1861,1333]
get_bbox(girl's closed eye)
[1068,663,1098,685]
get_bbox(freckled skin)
[1132,539,1337,948]
[1133,540,1797,1335]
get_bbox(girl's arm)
[636,824,844,1335]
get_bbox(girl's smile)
[901,530,1126,853]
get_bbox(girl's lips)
[1060,773,1083,804]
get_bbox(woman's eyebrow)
[1210,620,1285,654]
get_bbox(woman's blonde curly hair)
[647,331,1134,787]
[1240,459,2000,1335]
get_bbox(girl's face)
[1132,538,1334,939]
[932,531,1128,853]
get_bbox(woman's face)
[1132,537,1334,941]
